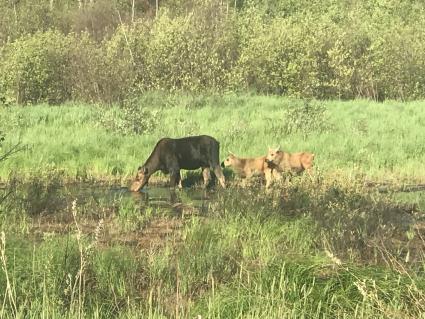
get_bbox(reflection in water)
[17,183,216,249]
[120,185,213,216]
[37,183,216,218]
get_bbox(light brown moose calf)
[265,146,314,178]
[221,152,279,187]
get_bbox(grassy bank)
[0,177,424,318]
[0,94,425,317]
[1,94,425,183]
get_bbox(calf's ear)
[275,145,281,152]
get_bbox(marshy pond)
[12,182,220,249]
[1,176,424,264]
[1,177,425,318]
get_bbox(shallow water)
[9,183,220,248]
[43,183,217,217]
[0,179,218,224]
[2,179,424,263]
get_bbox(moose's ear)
[275,145,281,152]
[143,167,148,174]
[138,166,142,171]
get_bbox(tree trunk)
[132,0,135,23]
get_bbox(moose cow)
[130,135,226,191]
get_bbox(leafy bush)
[273,100,331,139]
[0,30,72,104]
[99,97,161,135]
[100,26,139,103]
[144,6,238,92]
[233,15,321,96]
[67,32,106,103]
[1,1,425,102]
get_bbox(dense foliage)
[1,0,425,104]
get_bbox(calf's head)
[266,146,283,164]
[130,166,150,192]
[221,153,237,168]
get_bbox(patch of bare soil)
[29,201,202,252]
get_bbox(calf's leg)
[304,166,314,181]
[264,168,273,188]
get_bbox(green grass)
[0,180,424,318]
[0,93,425,318]
[1,93,425,182]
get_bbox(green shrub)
[281,100,331,139]
[0,30,72,104]
[100,26,138,103]
[145,6,239,92]
[99,97,161,135]
[1,1,425,102]
[67,32,106,103]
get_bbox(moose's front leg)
[169,169,182,189]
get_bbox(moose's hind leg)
[202,167,211,188]
[212,165,226,188]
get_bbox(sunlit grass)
[1,93,425,182]
[1,94,425,317]
[0,178,424,318]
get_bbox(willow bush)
[144,7,239,92]
[1,0,425,104]
[0,30,73,105]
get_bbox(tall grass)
[0,176,424,318]
[0,94,424,316]
[1,94,425,182]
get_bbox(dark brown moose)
[130,135,226,191]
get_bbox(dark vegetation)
[1,0,425,104]
[0,173,424,317]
